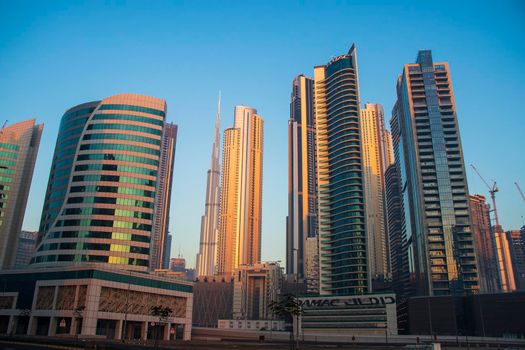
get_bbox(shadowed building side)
[287,74,318,293]
[151,122,178,270]
[0,119,43,269]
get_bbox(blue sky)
[1,0,524,268]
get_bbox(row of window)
[77,153,159,166]
[61,107,95,125]
[55,218,152,231]
[58,126,84,140]
[98,103,165,117]
[39,241,149,255]
[69,185,154,198]
[83,133,160,146]
[31,254,148,266]
[0,168,14,175]
[0,143,20,151]
[0,151,18,159]
[87,123,162,136]
[0,176,12,183]
[0,185,10,191]
[0,159,16,167]
[67,196,153,208]
[72,174,155,187]
[47,230,150,242]
[79,143,159,156]
[62,207,152,220]
[74,163,157,177]
[55,145,78,160]
[93,113,163,126]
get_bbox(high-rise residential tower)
[151,122,177,270]
[32,93,170,271]
[385,162,410,298]
[391,50,479,296]
[14,230,38,267]
[469,194,500,293]
[287,75,318,292]
[0,119,43,268]
[314,45,368,295]
[359,103,393,289]
[217,106,263,277]
[196,96,222,277]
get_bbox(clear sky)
[1,0,524,268]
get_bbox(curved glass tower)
[314,45,367,295]
[32,93,167,271]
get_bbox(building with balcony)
[313,45,367,296]
[390,50,479,296]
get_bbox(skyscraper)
[359,103,393,288]
[314,45,368,295]
[391,50,479,296]
[507,228,525,290]
[217,106,264,276]
[151,122,177,270]
[0,119,43,269]
[14,230,38,267]
[196,96,222,277]
[32,93,170,271]
[469,194,500,293]
[287,75,318,292]
[385,163,410,298]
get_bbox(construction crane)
[515,182,525,203]
[471,164,501,227]
[0,120,7,136]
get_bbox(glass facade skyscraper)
[0,119,43,269]
[287,74,318,292]
[150,122,177,270]
[391,50,479,296]
[314,45,368,295]
[32,93,171,271]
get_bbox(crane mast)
[515,182,525,203]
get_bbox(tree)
[150,306,173,348]
[269,294,303,350]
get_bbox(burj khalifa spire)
[196,93,221,277]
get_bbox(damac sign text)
[299,295,396,309]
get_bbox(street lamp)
[292,248,300,350]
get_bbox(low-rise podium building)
[0,265,193,340]
[298,293,397,336]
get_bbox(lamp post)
[292,248,300,350]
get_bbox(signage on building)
[299,295,396,309]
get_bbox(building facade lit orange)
[217,106,263,276]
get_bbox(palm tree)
[269,294,303,350]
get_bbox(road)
[0,338,522,350]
